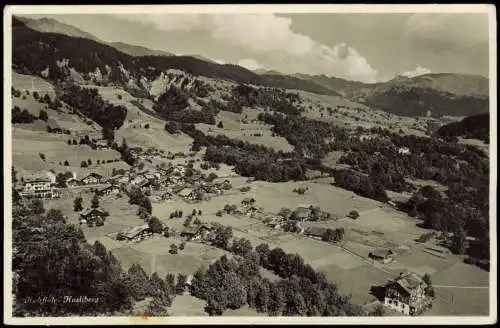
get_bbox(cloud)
[116,14,203,31]
[114,13,378,82]
[237,58,262,71]
[400,66,431,78]
[405,13,489,51]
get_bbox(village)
[14,140,445,317]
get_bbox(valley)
[10,15,491,319]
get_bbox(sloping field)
[12,127,127,177]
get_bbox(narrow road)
[433,285,489,289]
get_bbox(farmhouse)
[180,227,202,241]
[80,173,106,185]
[95,140,109,149]
[66,178,81,187]
[97,184,121,196]
[139,179,154,193]
[292,206,312,222]
[116,224,152,242]
[79,207,107,226]
[130,175,147,186]
[303,227,328,239]
[110,174,129,184]
[384,271,431,316]
[241,198,255,206]
[369,248,394,264]
[178,187,197,200]
[181,223,216,241]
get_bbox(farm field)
[196,110,295,153]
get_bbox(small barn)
[97,184,121,196]
[117,224,152,242]
[80,207,107,226]
[369,248,394,264]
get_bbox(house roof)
[371,248,393,258]
[181,227,199,235]
[24,174,52,183]
[121,224,150,239]
[178,188,194,197]
[100,184,120,191]
[293,207,312,218]
[139,179,153,187]
[390,272,427,295]
[81,172,104,180]
[304,226,327,237]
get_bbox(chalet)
[130,175,147,186]
[66,178,81,188]
[110,174,129,184]
[292,206,312,222]
[241,198,256,206]
[79,207,107,226]
[21,175,57,199]
[80,173,106,185]
[181,223,216,241]
[139,179,154,193]
[95,140,109,149]
[161,191,174,200]
[97,184,121,196]
[180,226,202,241]
[178,187,197,200]
[158,166,174,177]
[116,224,152,242]
[304,227,327,239]
[369,248,394,264]
[384,272,431,315]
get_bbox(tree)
[451,225,467,255]
[169,244,178,254]
[183,217,193,227]
[165,273,176,294]
[175,274,188,295]
[39,110,48,122]
[198,210,202,216]
[148,217,163,234]
[64,160,69,166]
[87,159,92,166]
[91,193,100,208]
[30,199,45,214]
[231,238,253,257]
[423,273,435,298]
[217,121,224,128]
[144,296,169,316]
[179,241,186,250]
[255,243,271,267]
[141,197,152,214]
[74,197,83,212]
[213,226,233,250]
[39,153,46,161]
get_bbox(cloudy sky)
[23,12,490,82]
